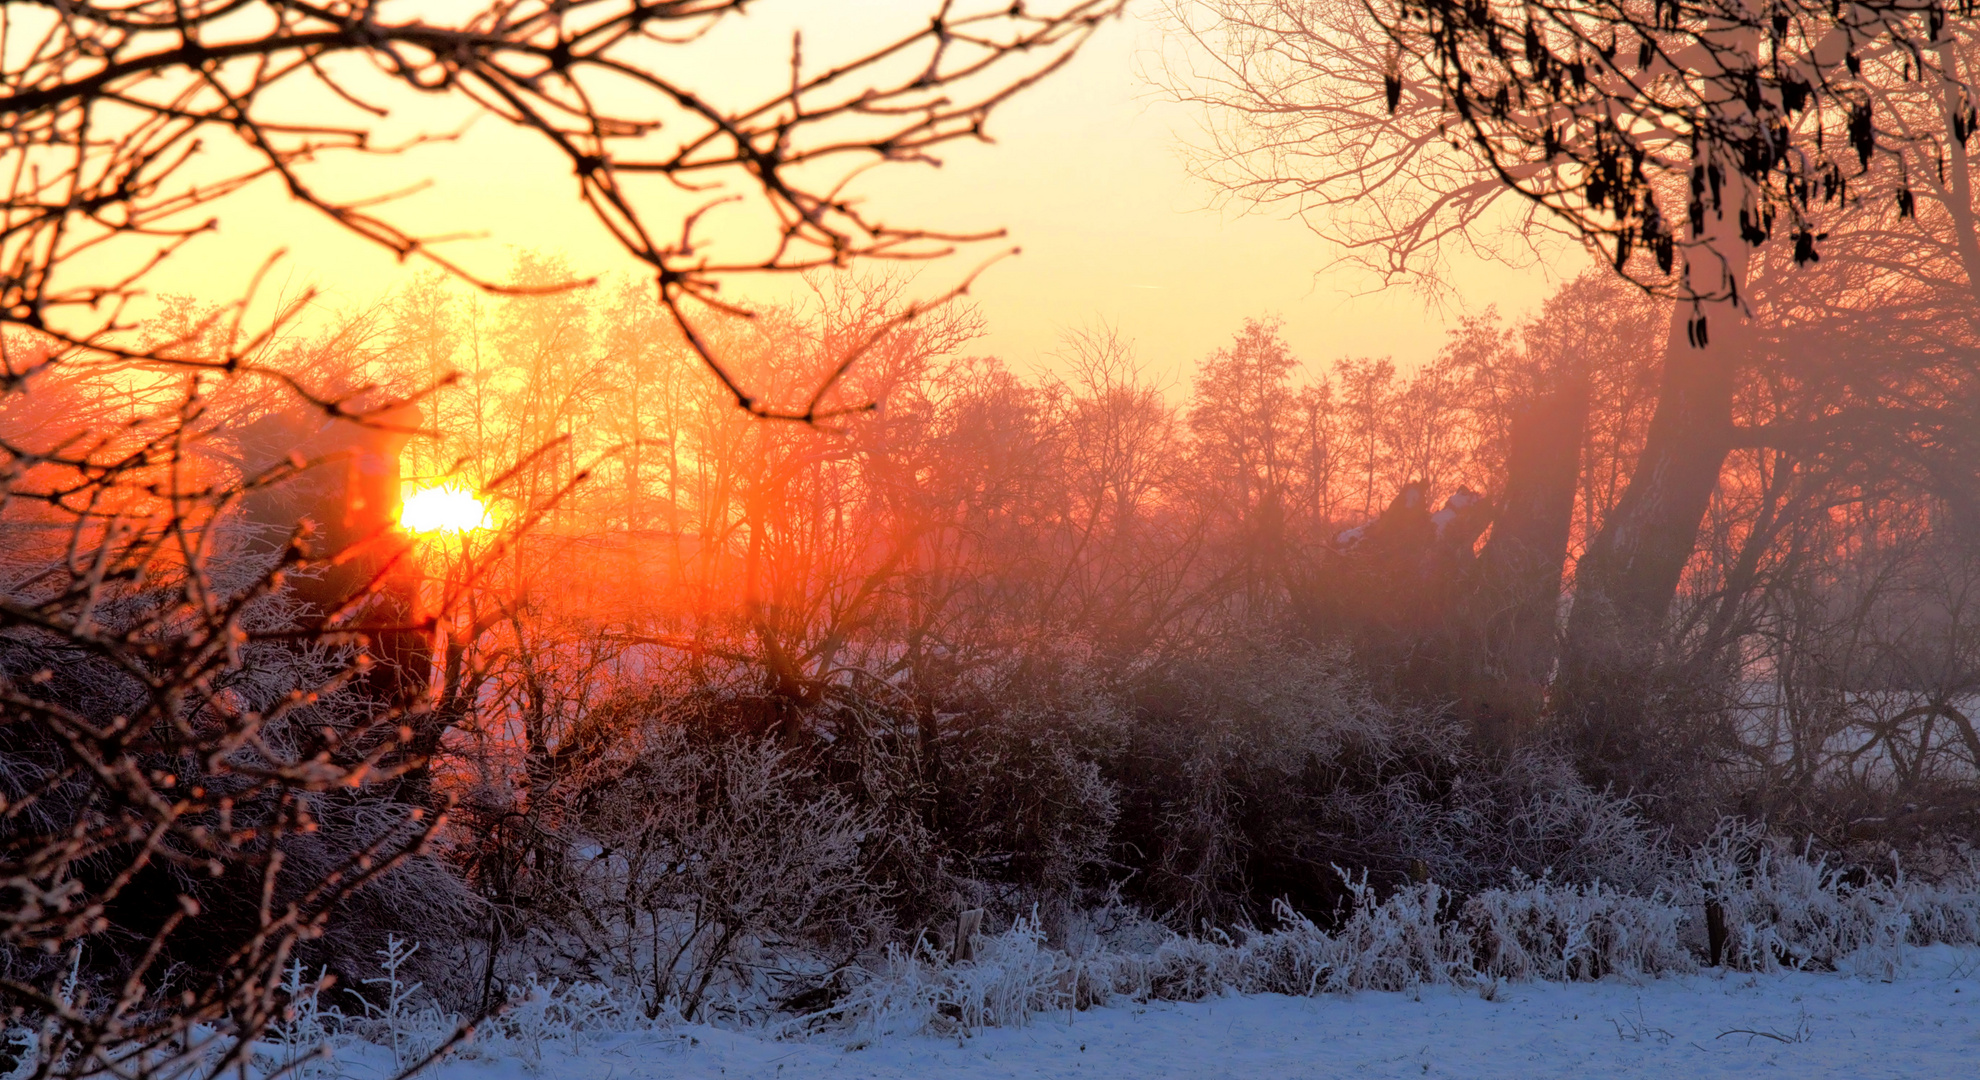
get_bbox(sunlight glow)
[400,485,493,534]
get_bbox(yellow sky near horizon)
[134,1,1579,391]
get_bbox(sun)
[400,485,494,534]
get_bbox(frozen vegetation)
[338,949,1980,1080]
[16,831,1974,1079]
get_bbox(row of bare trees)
[7,0,1980,1064]
[270,222,1959,830]
[346,266,1616,684]
[1156,0,1980,817]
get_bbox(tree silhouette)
[4,0,1121,416]
[1164,0,1980,762]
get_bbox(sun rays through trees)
[7,0,1980,1070]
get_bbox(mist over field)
[4,0,1980,1076]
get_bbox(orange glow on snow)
[400,486,493,534]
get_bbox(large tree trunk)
[1460,374,1590,751]
[1297,385,1586,753]
[1935,40,1980,541]
[1554,280,1747,780]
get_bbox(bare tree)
[4,0,1122,414]
[1164,0,1980,762]
[1157,0,1548,294]
[0,3,1125,1073]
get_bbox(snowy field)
[344,947,1980,1080]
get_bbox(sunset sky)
[159,1,1579,388]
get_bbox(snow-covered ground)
[378,946,1980,1080]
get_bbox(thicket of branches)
[1160,0,1980,807]
[9,234,1968,1033]
[6,0,1980,1066]
[217,244,1973,1016]
[0,0,1124,1073]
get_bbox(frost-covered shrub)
[263,962,337,1080]
[1103,640,1664,925]
[1897,857,1980,946]
[285,794,480,999]
[1682,821,1980,975]
[828,907,1227,1040]
[1460,878,1693,980]
[193,830,1980,1066]
[1183,878,1467,996]
[1113,640,1394,924]
[0,522,472,1068]
[519,641,1663,964]
[939,675,1127,896]
[1480,752,1672,891]
[472,975,643,1068]
[840,869,1685,1039]
[827,824,1980,1041]
[246,942,648,1078]
[562,726,889,1020]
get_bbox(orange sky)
[145,1,1577,388]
